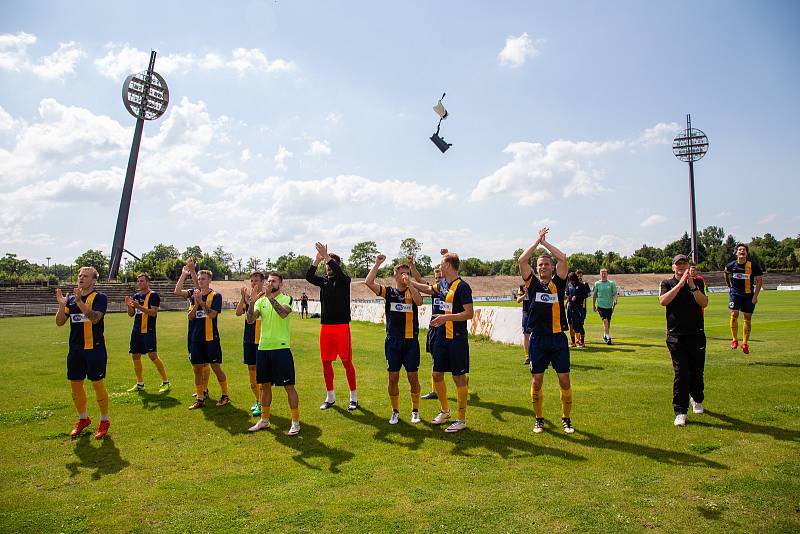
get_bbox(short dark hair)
[536,254,554,266]
[735,243,749,254]
[136,272,151,281]
[575,269,583,276]
[568,271,578,284]
[328,253,342,265]
[250,271,265,280]
[267,271,283,282]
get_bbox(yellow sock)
[730,316,738,341]
[202,364,211,390]
[411,391,420,411]
[195,384,205,399]
[91,380,109,418]
[262,405,271,419]
[389,394,400,411]
[560,387,573,418]
[456,385,468,420]
[248,368,259,401]
[433,380,449,411]
[152,357,168,381]
[531,385,543,418]
[219,380,228,396]
[133,358,144,383]
[290,407,299,423]
[743,319,751,344]
[70,380,88,415]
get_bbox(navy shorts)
[243,342,258,365]
[432,334,469,376]
[729,293,756,314]
[598,307,614,321]
[522,310,533,334]
[190,339,223,365]
[256,348,296,385]
[385,335,421,373]
[67,346,108,381]
[129,331,157,354]
[425,326,439,354]
[529,332,570,374]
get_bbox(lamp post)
[672,114,709,263]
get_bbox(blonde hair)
[78,266,99,279]
[197,269,213,279]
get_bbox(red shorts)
[320,324,352,362]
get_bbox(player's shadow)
[137,391,181,410]
[544,428,727,469]
[747,361,800,369]
[583,345,634,353]
[201,402,252,436]
[339,405,585,462]
[612,341,662,348]
[691,410,800,443]
[264,414,354,474]
[468,392,533,422]
[570,363,605,371]
[66,435,130,480]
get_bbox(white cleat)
[248,419,271,432]
[674,414,687,427]
[389,411,400,425]
[431,410,451,425]
[691,398,704,414]
[319,400,335,410]
[410,410,421,424]
[444,420,467,433]
[287,422,300,436]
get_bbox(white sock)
[326,390,335,403]
[79,412,88,419]
[100,415,109,421]
[350,390,358,402]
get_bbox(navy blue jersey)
[242,301,261,344]
[432,278,473,339]
[566,282,590,309]
[375,285,419,339]
[518,284,531,313]
[724,259,763,295]
[65,290,108,350]
[523,274,568,336]
[132,290,160,334]
[192,290,223,342]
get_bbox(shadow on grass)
[137,390,182,410]
[582,345,635,353]
[337,405,586,462]
[201,401,252,436]
[545,428,727,469]
[570,363,605,371]
[747,361,800,369]
[610,340,662,348]
[692,410,800,443]
[66,435,130,480]
[469,392,533,422]
[255,414,355,474]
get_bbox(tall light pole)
[672,114,709,263]
[108,50,169,280]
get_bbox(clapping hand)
[55,288,67,306]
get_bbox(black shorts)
[243,342,258,365]
[597,307,614,321]
[256,348,296,385]
[432,334,469,376]
[190,339,223,365]
[529,332,570,374]
[729,293,756,314]
[522,310,532,334]
[67,346,108,381]
[130,331,157,354]
[385,335,421,373]
[425,326,439,354]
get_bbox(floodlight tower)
[108,50,170,280]
[672,114,709,264]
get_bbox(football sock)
[261,405,271,419]
[342,358,357,391]
[325,390,335,403]
[202,364,211,391]
[743,318,752,344]
[456,385,468,420]
[411,390,420,411]
[290,407,300,423]
[152,356,168,381]
[433,379,449,411]
[133,357,144,383]
[730,316,738,341]
[195,384,205,400]
[91,380,109,418]
[70,380,88,416]
[560,386,573,418]
[531,385,543,418]
[349,389,358,403]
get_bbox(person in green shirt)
[245,272,300,436]
[592,269,618,345]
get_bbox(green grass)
[0,292,798,533]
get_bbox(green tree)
[348,241,379,278]
[399,237,423,259]
[75,249,109,280]
[246,257,263,273]
[699,226,724,250]
[183,246,203,261]
[568,253,600,274]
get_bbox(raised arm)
[305,247,328,287]
[402,273,423,305]
[235,286,248,316]
[518,228,547,280]
[540,234,568,279]
[407,255,425,283]
[364,254,385,295]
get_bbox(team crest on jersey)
[732,273,748,279]
[71,313,86,323]
[534,292,558,304]
[389,302,413,313]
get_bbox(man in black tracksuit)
[659,254,709,427]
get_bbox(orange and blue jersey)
[65,291,108,350]
[431,277,473,340]
[523,273,568,336]
[132,290,160,334]
[242,301,262,344]
[375,285,418,338]
[725,259,762,295]
[191,290,223,343]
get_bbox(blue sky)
[2,1,798,265]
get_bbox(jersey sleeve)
[94,293,108,313]
[659,280,671,296]
[211,293,223,313]
[522,273,533,289]
[459,282,473,306]
[724,261,733,274]
[752,261,764,276]
[150,292,161,307]
[696,279,706,294]
[373,285,387,298]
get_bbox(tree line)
[1,228,798,284]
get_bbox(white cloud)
[635,122,680,146]
[498,32,539,67]
[0,104,15,130]
[240,148,252,162]
[274,145,293,171]
[716,211,732,218]
[95,44,297,80]
[757,213,777,225]
[0,32,84,80]
[326,112,343,126]
[641,214,668,227]
[532,218,558,227]
[306,139,332,157]
[561,230,637,256]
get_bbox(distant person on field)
[300,292,309,319]
[724,243,763,354]
[515,284,532,364]
[592,268,618,345]
[124,272,170,393]
[55,266,111,439]
[659,255,708,427]
[566,272,590,348]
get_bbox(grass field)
[0,292,798,533]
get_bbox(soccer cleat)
[674,414,687,427]
[431,410,451,425]
[251,402,262,417]
[69,417,92,438]
[444,420,466,433]
[691,398,704,414]
[523,358,530,365]
[741,343,750,355]
[191,389,210,398]
[533,418,545,433]
[94,420,110,440]
[158,382,171,394]
[287,422,301,436]
[410,410,421,424]
[127,383,145,392]
[389,411,400,425]
[216,395,230,407]
[421,391,438,400]
[347,400,359,411]
[606,337,613,345]
[561,418,575,434]
[577,339,585,348]
[188,399,205,410]
[248,419,271,432]
[730,339,738,350]
[319,400,336,410]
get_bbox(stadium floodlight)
[108,50,170,280]
[430,92,452,153]
[672,114,709,264]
